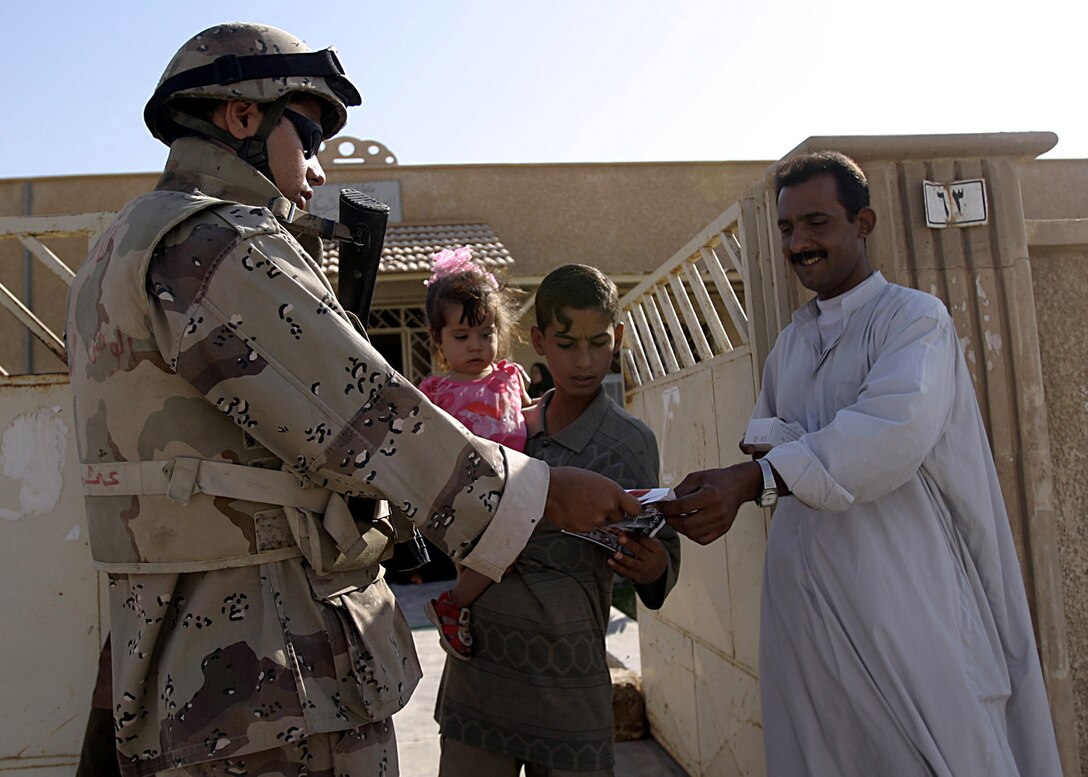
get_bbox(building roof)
[321,222,515,280]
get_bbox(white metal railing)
[621,201,747,387]
[619,185,792,391]
[0,213,112,372]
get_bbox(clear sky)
[2,0,1083,179]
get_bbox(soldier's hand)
[544,467,640,533]
[659,462,762,545]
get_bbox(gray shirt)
[435,389,680,770]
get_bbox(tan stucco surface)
[323,161,770,277]
[0,159,769,374]
[4,152,1084,376]
[1031,244,1088,773]
[1019,160,1088,220]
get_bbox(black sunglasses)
[281,108,324,159]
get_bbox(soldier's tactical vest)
[67,190,398,575]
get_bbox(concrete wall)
[322,158,770,278]
[4,151,1088,378]
[1030,237,1088,774]
[1019,159,1088,220]
[0,157,769,375]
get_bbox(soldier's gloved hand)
[543,467,640,533]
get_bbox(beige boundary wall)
[1028,219,1088,776]
[0,157,768,375]
[4,152,1080,375]
[622,133,1088,776]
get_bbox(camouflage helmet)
[144,22,361,145]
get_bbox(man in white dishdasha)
[661,150,1062,777]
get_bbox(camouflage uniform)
[65,135,548,776]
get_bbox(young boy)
[434,264,681,776]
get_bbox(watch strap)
[756,458,778,506]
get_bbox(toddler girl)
[419,246,530,660]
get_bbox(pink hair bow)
[425,246,498,289]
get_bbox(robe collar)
[790,271,888,361]
[793,270,888,328]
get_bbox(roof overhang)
[321,222,514,281]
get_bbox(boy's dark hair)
[773,150,870,221]
[535,264,620,333]
[425,268,521,361]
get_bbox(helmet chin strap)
[166,94,293,185]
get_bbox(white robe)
[758,272,1062,777]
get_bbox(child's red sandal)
[424,590,474,661]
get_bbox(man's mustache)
[789,249,828,265]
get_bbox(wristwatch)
[755,458,778,508]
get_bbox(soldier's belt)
[82,457,332,510]
[82,458,395,576]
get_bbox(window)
[366,306,432,385]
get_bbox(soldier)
[66,22,639,777]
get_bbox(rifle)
[338,189,431,572]
[337,189,390,322]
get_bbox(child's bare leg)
[450,567,493,609]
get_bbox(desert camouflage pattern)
[65,136,547,775]
[147,22,353,142]
[159,720,396,776]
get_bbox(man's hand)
[544,467,641,533]
[608,533,668,585]
[659,461,762,545]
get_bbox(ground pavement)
[390,580,689,776]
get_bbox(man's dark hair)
[535,264,620,333]
[773,150,870,221]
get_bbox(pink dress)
[419,360,528,452]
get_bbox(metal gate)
[619,189,785,776]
